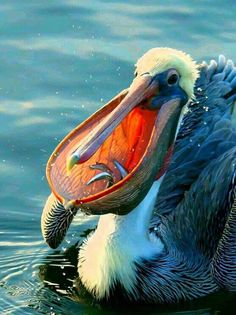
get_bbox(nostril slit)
[141,72,151,77]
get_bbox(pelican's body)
[41,48,236,304]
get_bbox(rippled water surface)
[1,1,236,314]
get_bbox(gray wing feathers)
[212,170,236,291]
[164,147,236,258]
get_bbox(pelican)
[41,48,236,304]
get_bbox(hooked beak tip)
[66,154,79,175]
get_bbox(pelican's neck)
[78,178,164,300]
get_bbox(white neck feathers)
[78,179,164,299]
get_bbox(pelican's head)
[135,47,198,99]
[46,48,199,216]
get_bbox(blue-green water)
[0,1,236,314]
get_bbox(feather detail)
[41,193,77,249]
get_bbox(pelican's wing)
[212,166,236,292]
[163,146,236,259]
[152,55,236,220]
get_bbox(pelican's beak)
[67,75,158,172]
[46,74,184,215]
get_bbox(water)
[0,0,236,314]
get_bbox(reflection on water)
[0,0,236,314]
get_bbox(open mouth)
[46,75,182,215]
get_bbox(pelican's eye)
[134,70,138,78]
[167,70,179,86]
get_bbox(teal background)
[0,1,236,314]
